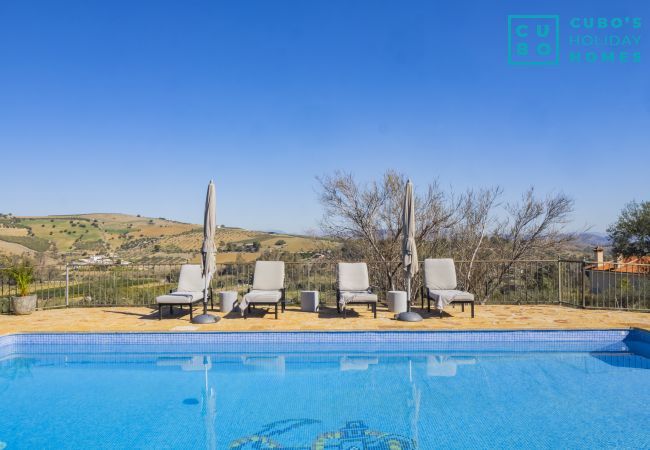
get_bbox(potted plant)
[10,259,37,315]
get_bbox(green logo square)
[508,15,560,65]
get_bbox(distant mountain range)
[574,232,611,247]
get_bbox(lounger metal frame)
[336,289,378,319]
[243,288,286,320]
[421,286,475,318]
[157,287,213,321]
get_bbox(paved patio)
[1,304,648,334]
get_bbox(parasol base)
[395,311,423,322]
[192,314,220,324]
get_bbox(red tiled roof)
[588,256,650,273]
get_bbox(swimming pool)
[1,329,649,449]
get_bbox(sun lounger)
[239,261,285,319]
[155,264,212,320]
[336,262,377,318]
[421,258,475,318]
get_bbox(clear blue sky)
[1,0,648,233]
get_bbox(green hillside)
[0,213,337,264]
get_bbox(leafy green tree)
[607,201,650,257]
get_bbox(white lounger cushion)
[238,289,282,314]
[337,263,375,307]
[243,290,282,303]
[424,258,474,309]
[177,264,206,292]
[252,261,285,290]
[340,291,378,305]
[236,261,285,315]
[338,263,370,291]
[428,289,474,309]
[156,264,207,305]
[156,291,203,304]
[423,258,457,290]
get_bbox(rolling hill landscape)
[0,213,338,264]
[0,212,608,266]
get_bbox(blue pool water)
[1,330,649,449]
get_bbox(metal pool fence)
[0,259,648,313]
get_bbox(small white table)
[387,290,408,313]
[219,291,238,313]
[300,291,319,312]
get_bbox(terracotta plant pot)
[12,295,37,315]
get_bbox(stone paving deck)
[1,304,648,334]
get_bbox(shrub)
[9,259,34,297]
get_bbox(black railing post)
[65,264,69,307]
[557,258,561,305]
[581,259,587,309]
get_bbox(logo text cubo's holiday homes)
[508,15,642,65]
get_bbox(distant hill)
[2,213,605,264]
[555,232,612,259]
[575,232,611,247]
[0,213,338,264]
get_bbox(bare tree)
[318,171,574,304]
[318,170,457,291]
[449,187,503,292]
[474,188,574,302]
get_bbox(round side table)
[219,291,238,313]
[300,291,319,312]
[387,290,408,313]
